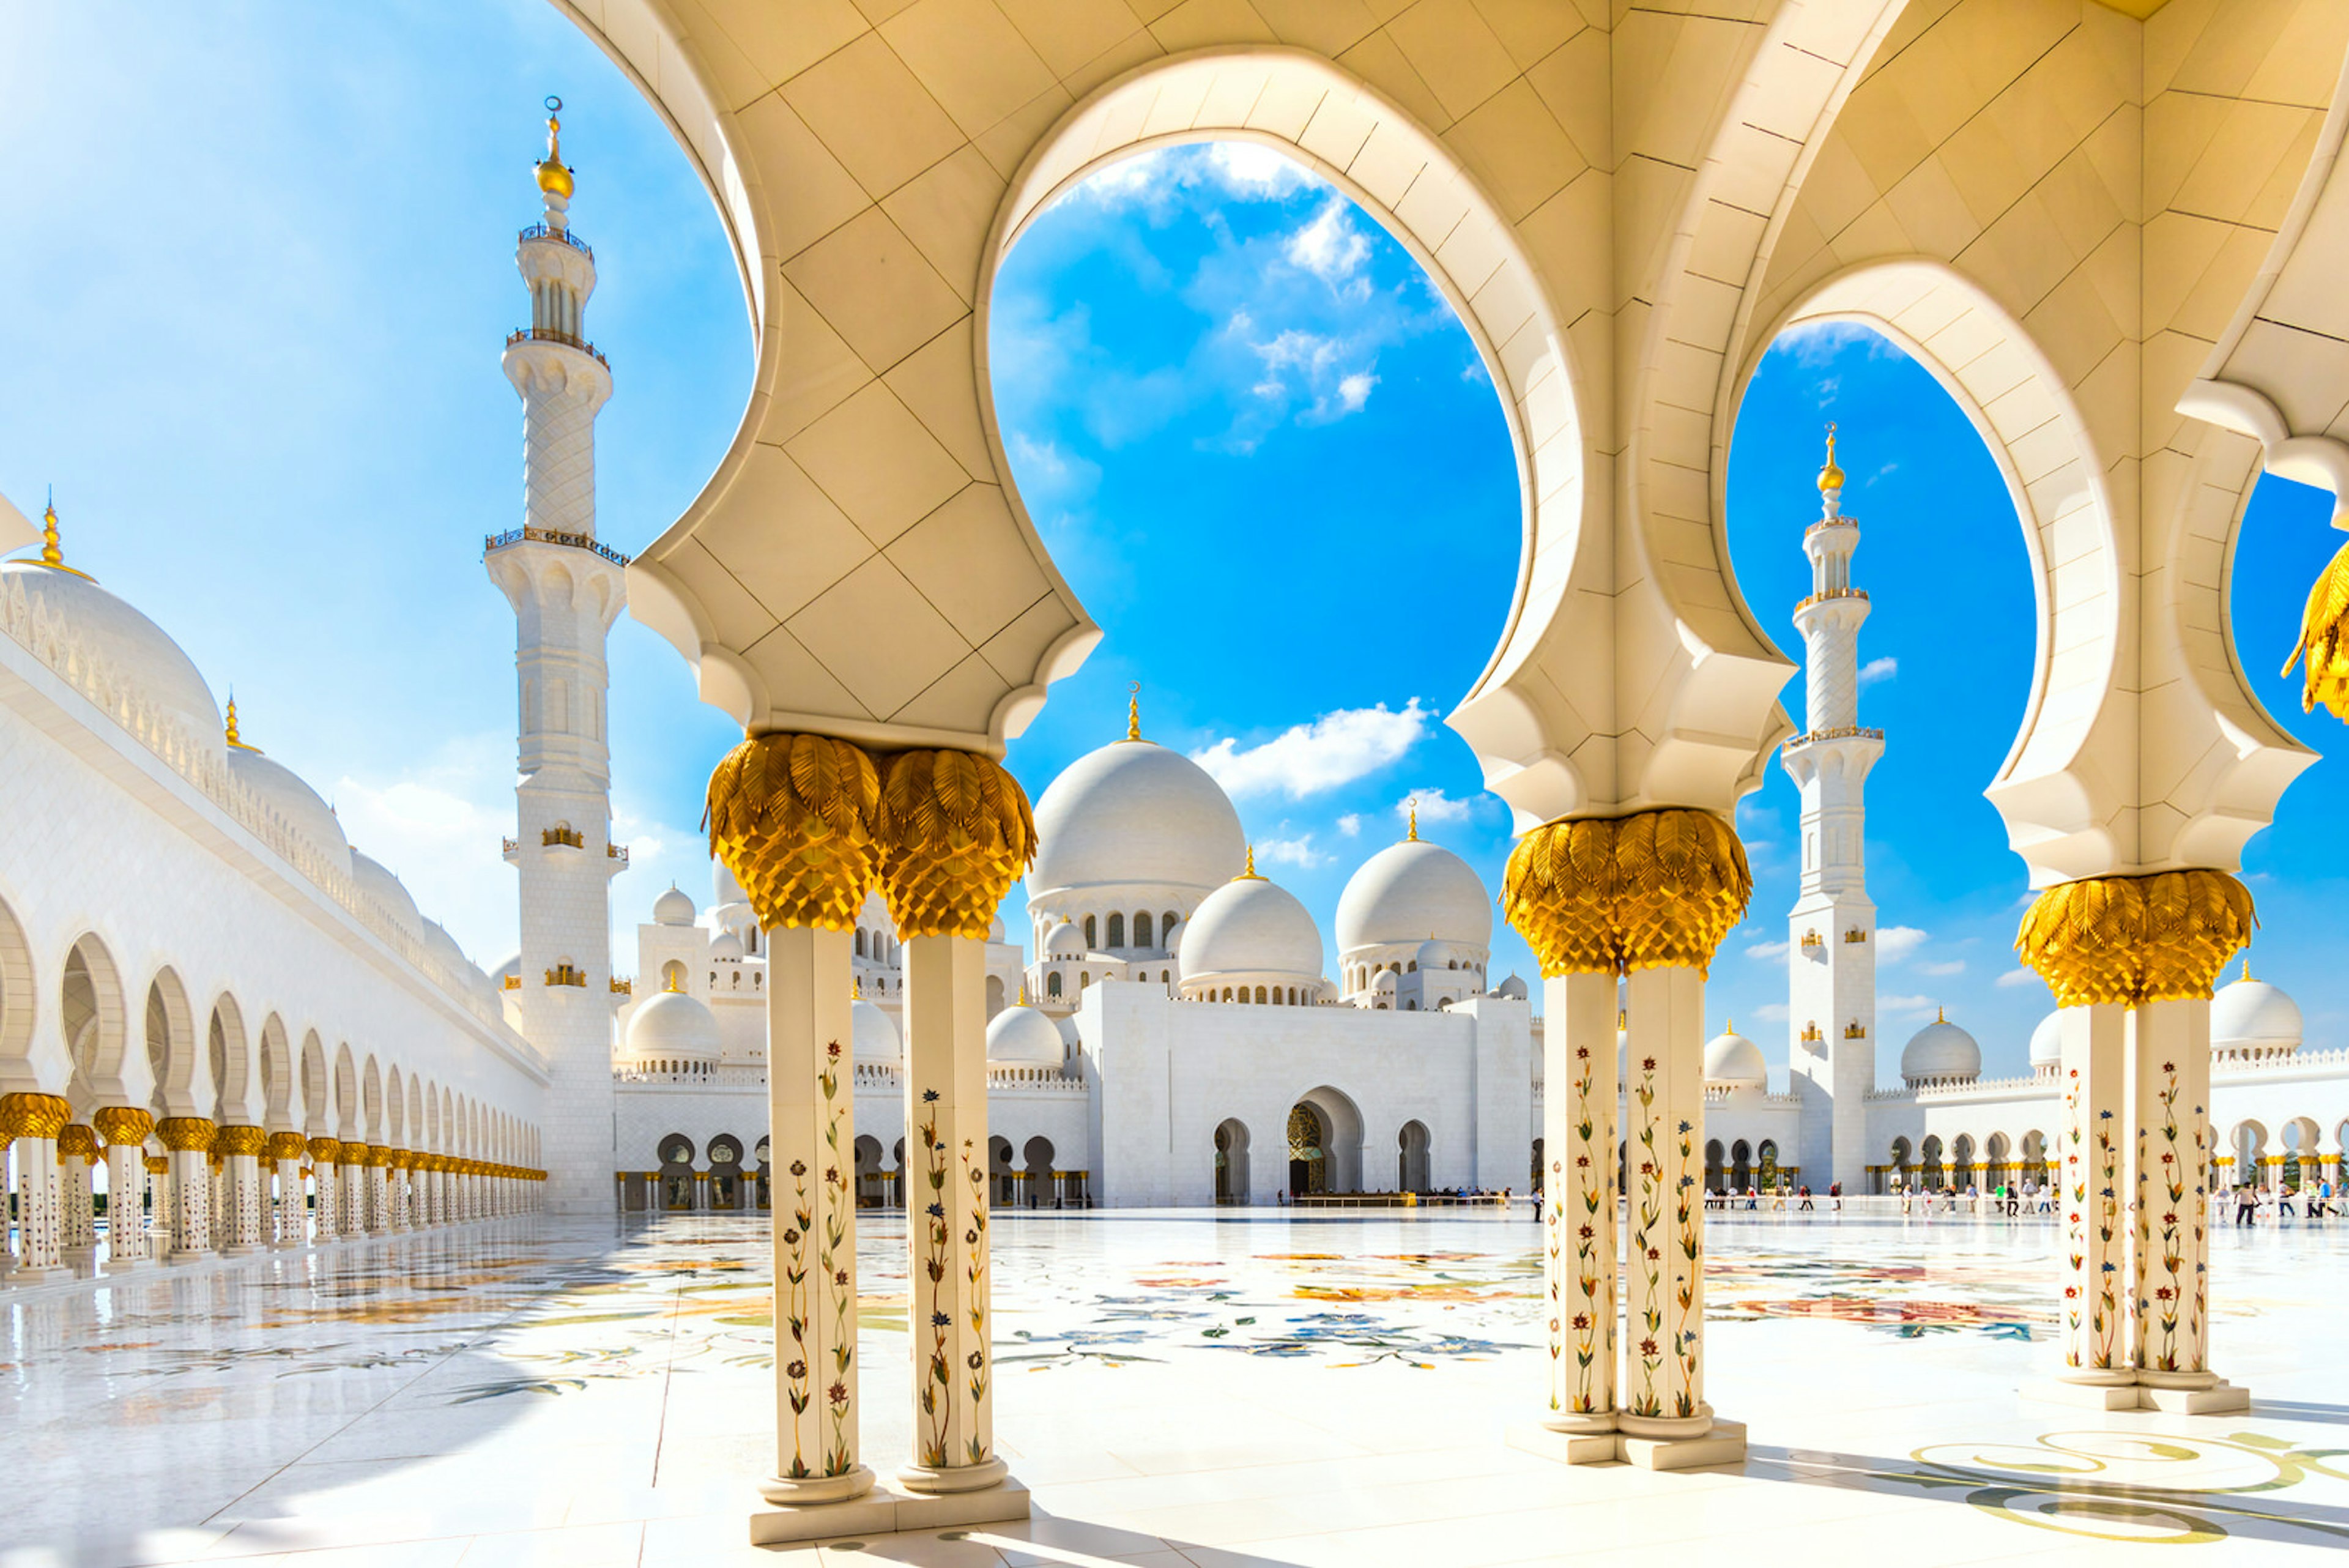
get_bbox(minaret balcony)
[483,525,630,568]
[1792,587,1869,614]
[503,325,609,368]
[1786,723,1884,748]
[518,223,593,261]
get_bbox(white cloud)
[1255,833,1325,869]
[1337,814,1362,838]
[1745,939,1790,960]
[1068,147,1177,206]
[1879,993,1941,1018]
[1858,656,1898,688]
[1398,787,1474,825]
[1205,141,1310,199]
[1875,926,1929,962]
[1191,699,1433,800]
[1752,1003,1789,1023]
[1284,199,1371,289]
[1917,959,1965,976]
[1996,968,2044,990]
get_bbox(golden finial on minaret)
[1406,797,1420,841]
[535,95,574,203]
[1817,422,1844,494]
[1125,680,1142,742]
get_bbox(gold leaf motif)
[1502,809,1753,978]
[705,732,885,932]
[877,749,1037,939]
[2285,535,2349,719]
[2015,870,2254,1007]
[0,1092,74,1140]
[155,1116,218,1153]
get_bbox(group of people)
[2230,1180,2334,1224]
[1891,1180,2054,1217]
[1705,1182,1844,1212]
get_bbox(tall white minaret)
[1782,425,1882,1193]
[485,99,625,1216]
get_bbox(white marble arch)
[258,1014,296,1134]
[58,932,122,1107]
[1740,261,2314,885]
[207,992,253,1127]
[144,967,199,1120]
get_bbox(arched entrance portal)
[1286,1103,1327,1198]
[1214,1118,1250,1206]
[1286,1087,1364,1197]
[1397,1120,1430,1194]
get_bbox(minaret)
[484,98,626,1216]
[1781,426,1883,1192]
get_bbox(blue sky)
[7,2,2345,1086]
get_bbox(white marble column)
[366,1150,393,1234]
[219,1127,267,1254]
[1542,970,1617,1435]
[3,1094,72,1278]
[58,1125,98,1261]
[156,1118,216,1263]
[2054,1003,2130,1389]
[759,924,873,1504]
[94,1109,154,1270]
[267,1132,306,1246]
[311,1140,341,1243]
[900,934,1003,1492]
[1621,966,1709,1436]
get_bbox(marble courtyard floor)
[6,1209,2348,1567]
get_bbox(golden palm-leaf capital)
[54,1123,98,1161]
[2285,535,2349,719]
[0,1091,73,1140]
[307,1136,343,1163]
[92,1106,154,1146]
[2015,869,2254,1007]
[266,1131,309,1161]
[215,1125,270,1159]
[705,731,885,931]
[155,1116,219,1153]
[877,748,1036,938]
[1502,808,1752,978]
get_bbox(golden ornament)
[2014,869,2255,1007]
[705,732,884,931]
[306,1136,342,1164]
[155,1116,217,1154]
[1502,808,1753,978]
[92,1106,154,1147]
[2285,535,2349,719]
[55,1123,97,1161]
[875,748,1036,939]
[0,1091,73,1140]
[267,1131,309,1161]
[215,1125,269,1159]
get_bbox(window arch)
[660,959,687,992]
[1047,972,1063,998]
[855,929,866,957]
[1083,915,1097,949]
[1107,912,1124,948]
[1135,911,1152,948]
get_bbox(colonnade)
[0,1093,543,1282]
[705,732,1031,1539]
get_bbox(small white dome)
[1044,920,1085,957]
[1181,872,1324,981]
[1702,1027,1767,1089]
[711,931,745,961]
[987,1005,1065,1066]
[2213,973,2301,1052]
[228,746,351,873]
[1,561,223,761]
[653,884,697,926]
[1902,1014,1981,1085]
[1495,974,1529,1000]
[851,998,901,1063]
[1413,938,1450,972]
[1030,739,1244,894]
[1371,968,1398,992]
[626,989,720,1060]
[2029,1009,2063,1069]
[713,855,749,907]
[989,912,1006,942]
[419,920,469,980]
[1164,917,1186,955]
[1336,837,1491,952]
[351,851,424,939]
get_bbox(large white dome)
[2,561,223,760]
[986,1004,1066,1066]
[852,998,901,1063]
[351,851,423,940]
[1028,740,1244,894]
[2213,973,2301,1052]
[1703,1027,1767,1088]
[1180,872,1323,980]
[627,989,720,1060]
[1336,837,1491,952]
[228,745,351,873]
[2029,1009,2063,1069]
[1902,1014,1981,1085]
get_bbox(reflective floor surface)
[5,1207,2347,1566]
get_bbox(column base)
[165,1249,213,1265]
[2024,1375,2251,1414]
[1509,1419,1746,1471]
[102,1255,154,1275]
[898,1457,1009,1495]
[224,1244,267,1257]
[6,1265,71,1284]
[749,1474,1027,1547]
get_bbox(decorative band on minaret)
[486,99,627,1216]
[1783,425,1883,1194]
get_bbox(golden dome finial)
[1936,1004,1946,1024]
[1406,797,1419,841]
[664,968,682,994]
[1239,844,1261,880]
[32,489,93,581]
[1018,979,1029,1006]
[1817,422,1844,494]
[1726,1017,1734,1034]
[1126,680,1141,742]
[852,975,863,1000]
[535,95,574,203]
[2242,954,2254,984]
[224,693,260,752]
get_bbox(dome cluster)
[1020,721,1509,1015]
